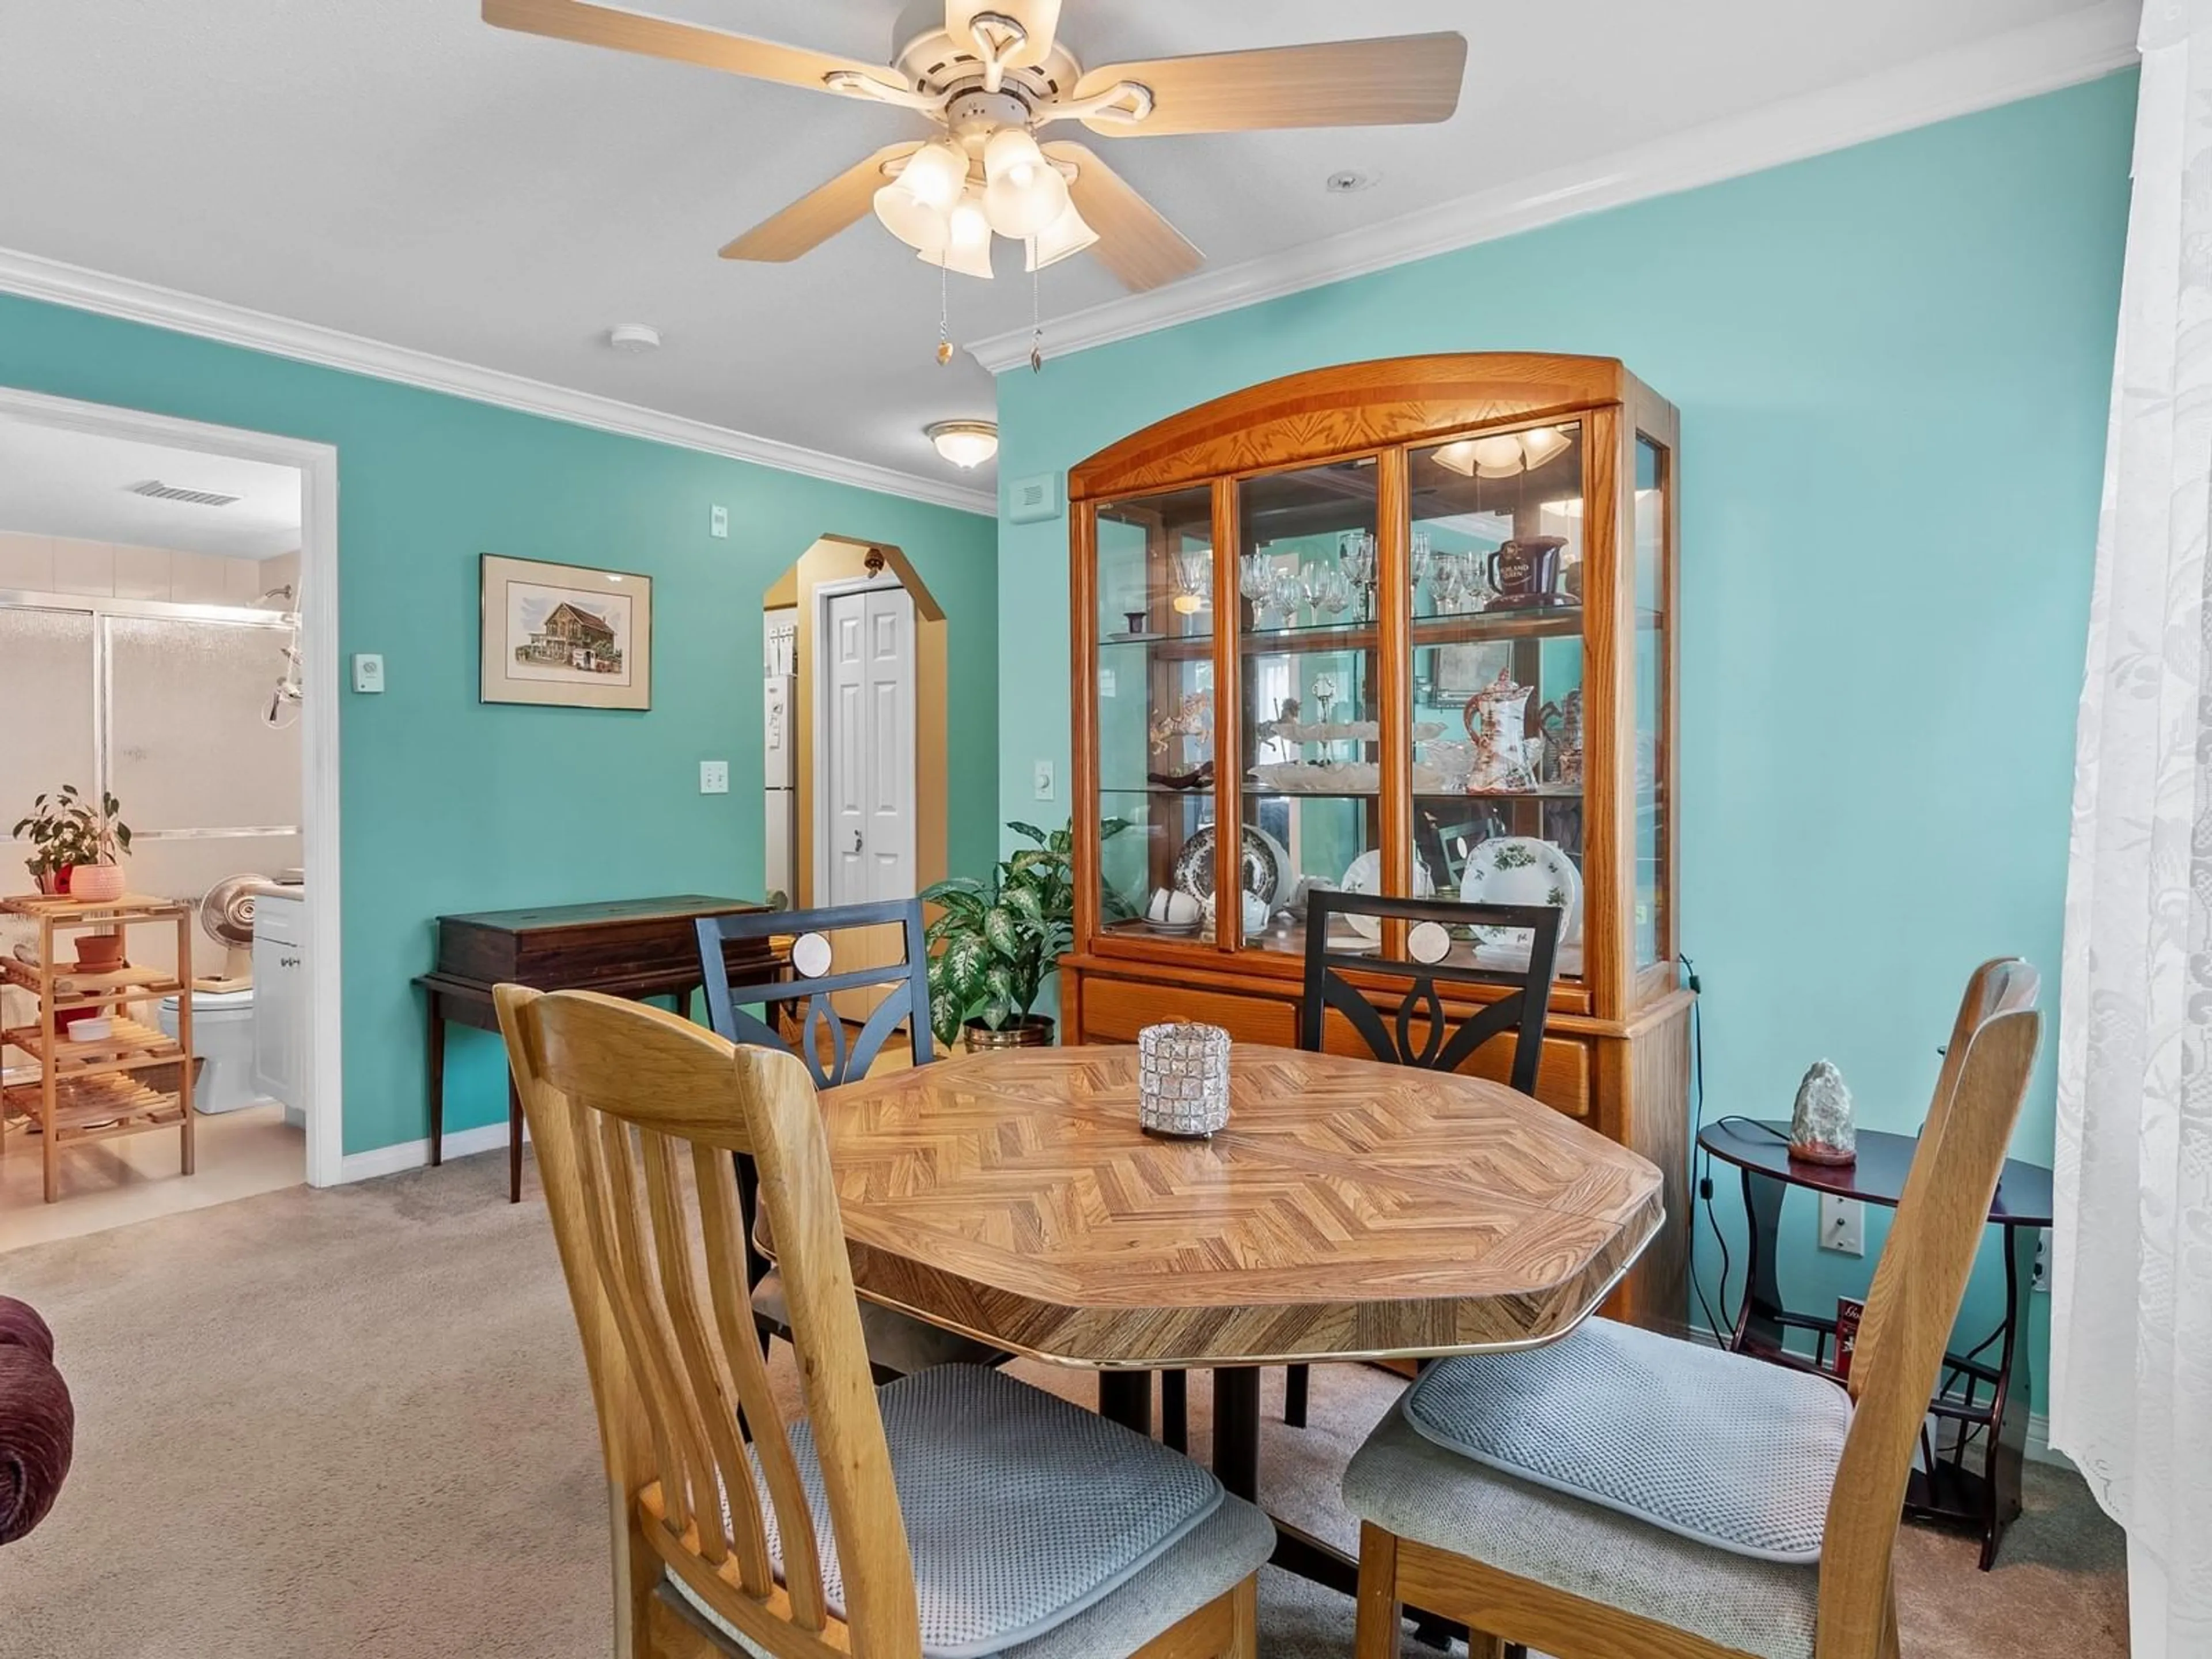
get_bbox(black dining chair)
[1281,887,1566,1429]
[694,898,1006,1382]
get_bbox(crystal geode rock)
[1789,1059,1857,1165]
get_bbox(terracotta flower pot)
[73,932,126,972]
[961,1015,1055,1052]
[67,862,125,902]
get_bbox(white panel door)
[823,585,915,907]
[825,593,869,905]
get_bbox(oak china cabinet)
[1062,354,1692,1328]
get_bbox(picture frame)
[478,552,653,710]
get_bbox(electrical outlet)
[709,504,729,539]
[1099,667,1117,698]
[2033,1227,2051,1292]
[1032,759,1056,801]
[1818,1192,1864,1257]
[699,760,729,794]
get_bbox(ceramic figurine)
[1789,1059,1858,1165]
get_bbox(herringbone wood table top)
[798,1044,1664,1367]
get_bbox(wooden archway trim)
[1069,352,1634,501]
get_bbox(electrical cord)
[1681,952,1737,1346]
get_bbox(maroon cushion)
[0,1298,71,1546]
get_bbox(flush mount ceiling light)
[1432,426,1573,480]
[483,1,1467,298]
[926,420,999,468]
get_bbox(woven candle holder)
[1137,1021,1231,1139]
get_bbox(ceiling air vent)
[127,479,240,507]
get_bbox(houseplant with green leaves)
[921,817,1128,1049]
[13,785,132,900]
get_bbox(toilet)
[156,987,264,1114]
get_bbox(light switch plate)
[1817,1192,1865,1257]
[1032,759,1055,800]
[351,653,385,694]
[710,504,729,539]
[699,760,730,794]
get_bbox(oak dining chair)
[1340,959,2042,1659]
[695,899,1003,1382]
[495,985,1272,1659]
[1272,889,1565,1432]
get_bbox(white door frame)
[0,385,343,1189]
[810,573,916,907]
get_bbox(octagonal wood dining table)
[778,1042,1666,1599]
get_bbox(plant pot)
[36,865,70,896]
[73,932,127,972]
[961,1015,1056,1052]
[68,862,124,902]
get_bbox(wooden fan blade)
[1041,142,1202,292]
[720,144,921,262]
[1072,33,1467,137]
[483,0,906,97]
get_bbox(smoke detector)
[606,323,662,354]
[1324,169,1378,195]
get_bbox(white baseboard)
[336,1120,520,1184]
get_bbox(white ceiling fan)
[482,0,1468,294]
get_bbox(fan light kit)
[483,1,1468,344]
[926,420,1000,468]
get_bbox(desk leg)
[1734,1167,1789,1357]
[426,996,446,1168]
[1097,1372,1151,1436]
[1981,1224,2036,1569]
[508,1076,524,1205]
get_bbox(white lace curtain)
[2053,6,2212,1655]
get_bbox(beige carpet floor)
[0,1153,2128,1658]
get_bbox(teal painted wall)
[0,293,998,1155]
[997,75,2135,1402]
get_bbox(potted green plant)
[12,786,132,916]
[922,818,1128,1050]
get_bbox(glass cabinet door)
[1235,459,1380,957]
[1634,433,1671,969]
[1093,485,1217,942]
[1404,422,1589,978]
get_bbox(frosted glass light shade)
[982,127,1069,239]
[901,139,969,209]
[926,421,999,468]
[1027,198,1098,270]
[874,181,950,253]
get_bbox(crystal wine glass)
[1339,530,1378,620]
[1238,552,1275,627]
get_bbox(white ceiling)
[0,1,2126,499]
[0,419,302,558]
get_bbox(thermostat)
[351,654,385,694]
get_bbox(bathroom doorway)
[0,388,339,1249]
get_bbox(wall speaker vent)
[127,479,240,507]
[1005,471,1062,524]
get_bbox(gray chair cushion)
[1400,1318,1851,1563]
[671,1487,1274,1659]
[1344,1406,1821,1659]
[674,1364,1266,1659]
[752,1270,1007,1376]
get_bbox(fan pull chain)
[934,256,954,366]
[1029,247,1044,373]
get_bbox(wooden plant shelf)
[0,891,195,1201]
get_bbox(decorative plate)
[1336,848,1437,942]
[1458,836,1582,946]
[1171,824,1280,910]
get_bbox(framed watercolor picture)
[479,553,653,710]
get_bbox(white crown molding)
[972,1,2141,373]
[0,247,996,517]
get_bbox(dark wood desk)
[1699,1118,2054,1569]
[415,895,773,1201]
